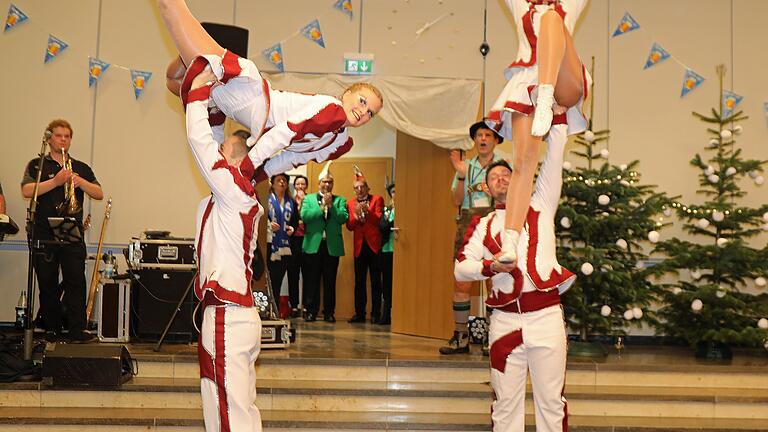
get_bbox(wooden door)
[391,132,456,339]
[306,158,394,319]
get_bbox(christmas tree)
[556,59,671,353]
[653,65,768,357]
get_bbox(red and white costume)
[455,125,575,432]
[486,0,591,141]
[187,83,265,432]
[180,51,353,183]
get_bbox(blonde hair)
[344,82,384,106]
[46,119,73,138]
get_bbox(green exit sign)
[344,53,374,75]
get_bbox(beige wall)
[0,0,766,321]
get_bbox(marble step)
[2,378,768,418]
[0,407,767,431]
[132,354,768,391]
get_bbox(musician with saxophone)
[21,119,103,343]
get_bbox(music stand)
[0,215,19,241]
[47,217,83,244]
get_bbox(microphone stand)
[24,135,49,361]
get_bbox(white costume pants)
[199,304,262,432]
[489,305,568,432]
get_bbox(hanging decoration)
[680,68,705,97]
[612,12,640,37]
[333,0,353,19]
[262,43,285,72]
[300,19,325,48]
[88,57,110,87]
[643,43,670,70]
[130,69,152,99]
[721,90,743,119]
[44,34,68,64]
[4,4,28,32]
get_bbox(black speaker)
[130,269,198,342]
[201,22,249,58]
[42,344,133,387]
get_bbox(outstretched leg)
[157,0,225,66]
[498,114,542,263]
[531,10,584,136]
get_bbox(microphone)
[43,130,52,140]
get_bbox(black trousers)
[353,242,382,318]
[286,235,303,309]
[380,251,393,319]
[266,244,289,305]
[34,241,87,334]
[302,239,339,316]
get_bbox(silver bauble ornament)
[708,174,720,184]
[690,269,702,280]
[623,309,634,320]
[583,130,595,142]
[758,318,768,329]
[733,125,743,134]
[599,149,610,159]
[716,238,728,248]
[563,161,572,170]
[712,211,725,222]
[691,299,703,312]
[616,238,628,250]
[647,230,660,243]
[725,167,737,177]
[704,165,715,176]
[755,277,767,288]
[560,216,571,228]
[581,262,594,275]
[632,307,643,319]
[600,305,611,317]
[696,218,710,229]
[756,175,765,186]
[598,194,610,205]
[720,129,732,140]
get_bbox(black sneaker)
[68,332,96,344]
[439,331,470,355]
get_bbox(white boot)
[497,229,520,264]
[531,84,556,137]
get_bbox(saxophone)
[56,148,82,216]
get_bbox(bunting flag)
[333,0,353,19]
[680,68,705,97]
[612,12,640,37]
[44,34,68,63]
[262,43,285,72]
[643,43,670,70]
[4,4,28,32]
[721,90,743,118]
[300,19,325,48]
[130,69,152,99]
[88,57,110,87]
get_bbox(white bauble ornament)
[563,161,572,170]
[712,211,725,222]
[620,180,630,186]
[749,170,759,179]
[600,305,611,317]
[758,318,768,329]
[690,269,702,280]
[716,238,728,248]
[616,238,628,250]
[733,125,743,134]
[763,212,768,222]
[619,164,628,171]
[672,287,682,295]
[696,218,710,229]
[600,149,610,159]
[601,212,610,217]
[725,167,737,177]
[708,174,720,184]
[755,277,767,288]
[663,208,672,217]
[720,129,732,140]
[560,217,571,228]
[623,309,634,320]
[708,138,719,147]
[691,299,703,312]
[755,175,765,186]
[704,165,715,176]
[632,307,643,319]
[648,230,660,243]
[635,261,645,270]
[583,130,595,142]
[581,262,594,275]
[598,194,610,205]
[716,289,727,298]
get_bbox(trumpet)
[56,148,82,216]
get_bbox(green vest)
[300,193,348,257]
